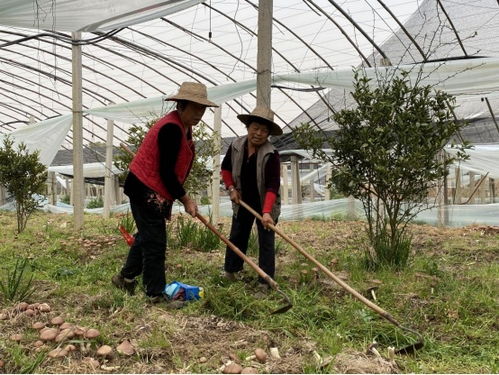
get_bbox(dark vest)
[130,110,194,201]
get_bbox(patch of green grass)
[0,211,497,373]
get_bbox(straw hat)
[165,82,218,107]
[237,106,283,136]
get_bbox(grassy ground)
[0,210,497,373]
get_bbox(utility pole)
[72,32,84,230]
[256,0,273,108]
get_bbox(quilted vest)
[230,136,281,220]
[130,110,194,201]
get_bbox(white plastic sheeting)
[89,58,499,124]
[446,144,499,179]
[2,197,495,228]
[0,0,202,32]
[0,115,72,166]
[48,162,122,179]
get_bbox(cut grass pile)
[0,210,497,373]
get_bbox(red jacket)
[130,111,194,201]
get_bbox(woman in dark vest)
[221,106,282,289]
[112,82,218,303]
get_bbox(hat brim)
[165,95,219,107]
[237,114,283,136]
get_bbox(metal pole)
[72,32,84,230]
[211,105,222,223]
[103,117,115,218]
[256,0,273,108]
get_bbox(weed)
[86,196,103,209]
[0,257,34,302]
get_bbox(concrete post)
[290,155,302,204]
[281,164,288,205]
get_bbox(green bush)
[87,196,103,209]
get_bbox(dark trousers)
[224,207,276,281]
[120,199,167,297]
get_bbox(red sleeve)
[262,191,277,213]
[221,169,234,189]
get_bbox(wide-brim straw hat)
[237,106,283,136]
[165,82,218,107]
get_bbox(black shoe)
[112,274,137,295]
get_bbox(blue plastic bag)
[164,281,204,301]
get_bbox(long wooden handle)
[195,213,278,290]
[238,200,402,327]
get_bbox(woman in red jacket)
[112,82,218,302]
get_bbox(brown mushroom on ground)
[223,362,243,374]
[117,340,135,356]
[16,302,29,311]
[48,348,68,358]
[0,359,5,368]
[10,334,23,342]
[241,367,258,374]
[0,313,7,320]
[24,309,35,317]
[38,303,51,312]
[96,345,113,358]
[60,322,73,330]
[31,322,45,329]
[33,340,44,347]
[85,328,100,339]
[50,316,64,325]
[64,344,77,352]
[40,328,59,341]
[55,329,74,342]
[254,348,267,363]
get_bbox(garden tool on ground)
[196,213,292,314]
[239,199,424,354]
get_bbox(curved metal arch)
[0,60,132,140]
[375,0,427,61]
[325,0,389,61]
[304,0,372,67]
[161,17,323,134]
[436,0,468,57]
[0,57,112,105]
[0,30,150,99]
[243,0,334,70]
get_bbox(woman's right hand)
[180,194,198,217]
[229,187,240,204]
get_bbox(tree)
[114,120,217,198]
[294,70,469,269]
[0,136,48,233]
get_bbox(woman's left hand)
[261,213,274,230]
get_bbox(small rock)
[199,356,207,363]
[48,348,68,358]
[50,316,64,325]
[241,367,258,374]
[117,340,135,356]
[96,345,113,357]
[85,328,100,339]
[223,362,243,374]
[269,347,281,359]
[254,348,267,363]
[10,334,23,342]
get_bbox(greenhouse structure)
[0,0,499,227]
